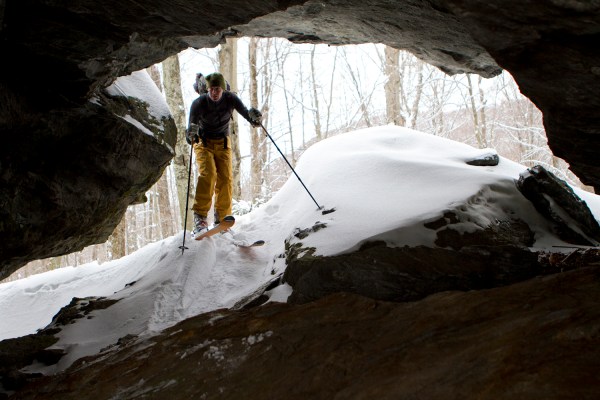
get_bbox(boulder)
[517,165,600,246]
[283,242,543,305]
[0,73,176,278]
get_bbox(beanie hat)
[205,73,227,90]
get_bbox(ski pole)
[179,140,195,254]
[259,123,322,210]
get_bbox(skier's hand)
[185,131,200,145]
[186,123,200,144]
[248,108,262,127]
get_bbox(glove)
[248,108,262,127]
[186,123,200,145]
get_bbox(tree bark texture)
[219,37,242,200]
[163,55,193,230]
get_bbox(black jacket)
[188,91,252,138]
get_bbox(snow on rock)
[103,70,174,152]
[2,125,600,374]
[105,70,171,122]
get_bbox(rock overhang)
[1,0,600,277]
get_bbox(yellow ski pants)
[192,138,232,220]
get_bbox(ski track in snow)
[23,228,276,375]
[133,223,275,335]
[147,235,236,332]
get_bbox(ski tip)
[321,207,336,215]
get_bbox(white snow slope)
[2,125,599,374]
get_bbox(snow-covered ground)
[2,125,599,374]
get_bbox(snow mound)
[2,125,600,374]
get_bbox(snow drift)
[2,125,600,374]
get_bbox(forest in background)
[4,37,589,281]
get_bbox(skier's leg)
[192,142,217,217]
[213,138,233,220]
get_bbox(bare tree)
[146,65,176,239]
[275,41,296,165]
[384,46,404,126]
[109,215,127,259]
[297,53,307,148]
[310,45,323,140]
[341,47,373,128]
[466,74,488,148]
[429,78,447,136]
[409,61,424,129]
[219,37,242,200]
[324,47,339,137]
[418,66,461,137]
[248,37,275,202]
[163,55,193,230]
[249,37,262,201]
[259,40,274,199]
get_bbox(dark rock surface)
[1,1,600,274]
[0,295,121,393]
[518,165,600,246]
[0,331,59,393]
[425,211,535,249]
[283,242,543,304]
[0,85,176,278]
[11,266,600,399]
[465,151,500,166]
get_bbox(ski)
[194,215,235,241]
[234,239,265,248]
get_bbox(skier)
[186,72,262,235]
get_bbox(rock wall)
[0,74,176,278]
[11,267,600,399]
[1,0,600,273]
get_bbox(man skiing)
[186,72,262,235]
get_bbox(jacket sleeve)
[231,93,252,123]
[188,97,201,128]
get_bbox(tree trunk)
[146,65,161,90]
[384,46,403,126]
[409,61,424,129]
[249,37,262,202]
[283,87,295,165]
[219,37,242,200]
[147,65,175,237]
[431,81,446,136]
[467,74,484,148]
[310,45,323,141]
[277,44,295,165]
[477,75,488,147]
[342,49,371,128]
[110,214,127,259]
[325,47,338,137]
[156,172,175,238]
[259,40,272,198]
[163,55,193,230]
[299,56,306,148]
